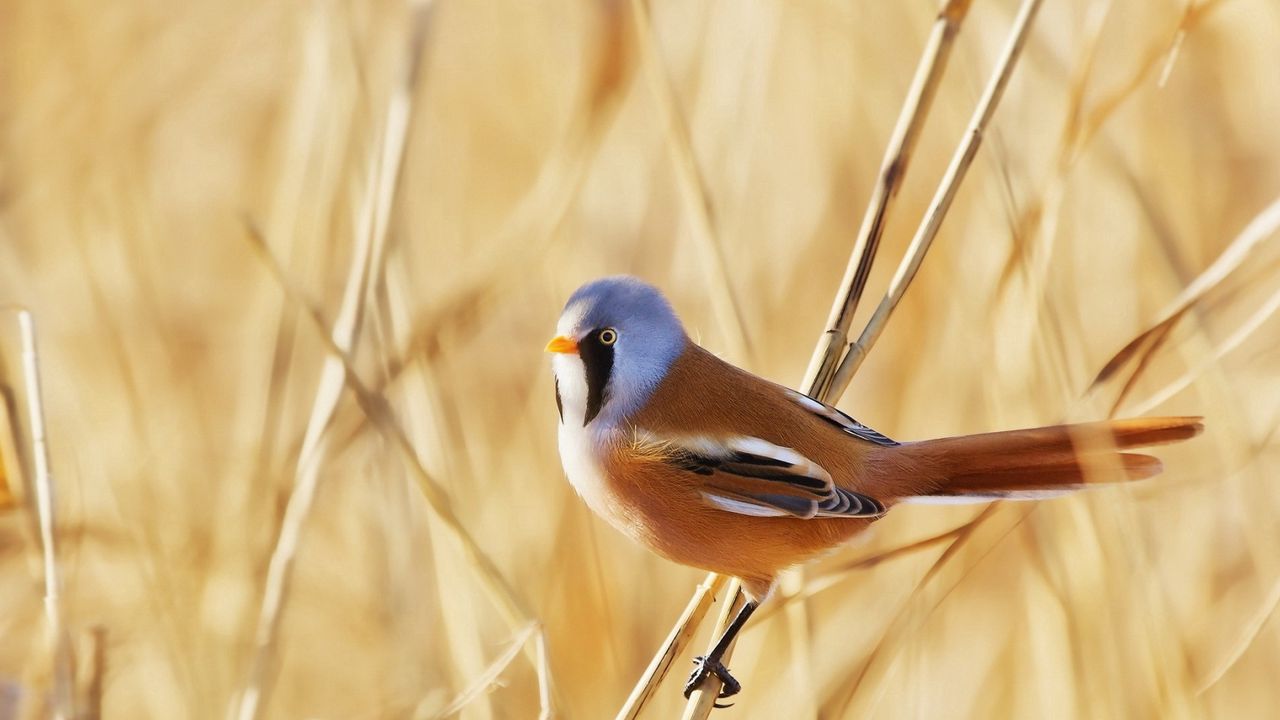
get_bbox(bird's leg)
[683,599,759,704]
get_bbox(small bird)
[546,276,1202,702]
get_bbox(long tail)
[899,416,1203,503]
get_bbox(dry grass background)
[1,0,1279,717]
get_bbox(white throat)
[551,353,593,429]
[552,354,618,519]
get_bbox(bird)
[545,275,1203,703]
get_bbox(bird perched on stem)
[546,275,1203,703]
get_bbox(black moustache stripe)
[554,376,564,423]
[579,332,614,426]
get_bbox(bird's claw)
[683,655,742,701]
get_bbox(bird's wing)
[783,389,899,447]
[630,430,885,519]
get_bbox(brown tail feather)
[906,417,1202,500]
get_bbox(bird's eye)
[598,328,618,345]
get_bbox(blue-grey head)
[546,276,688,427]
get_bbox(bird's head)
[546,276,688,427]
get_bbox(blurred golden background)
[1,0,1279,717]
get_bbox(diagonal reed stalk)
[233,167,380,720]
[680,580,746,720]
[829,0,1046,398]
[1090,194,1280,411]
[1198,569,1280,694]
[831,504,1034,715]
[245,225,557,717]
[616,573,727,720]
[802,0,974,399]
[421,622,539,719]
[853,11,1243,703]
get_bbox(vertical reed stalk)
[629,0,752,364]
[233,5,431,717]
[17,310,74,720]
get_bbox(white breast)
[557,422,617,520]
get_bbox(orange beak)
[544,335,579,354]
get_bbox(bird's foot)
[683,655,741,706]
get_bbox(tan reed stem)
[830,0,1046,398]
[680,580,746,719]
[1090,194,1280,403]
[615,573,728,720]
[1198,569,1280,694]
[79,626,108,720]
[802,0,974,399]
[422,623,539,719]
[16,310,74,720]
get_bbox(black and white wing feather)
[634,431,885,519]
[785,389,899,446]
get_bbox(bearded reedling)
[546,276,1203,700]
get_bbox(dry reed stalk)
[233,6,431,718]
[628,0,752,363]
[830,0,1046,397]
[1157,0,1198,86]
[81,627,107,720]
[1198,571,1280,694]
[802,0,974,398]
[12,310,74,720]
[0,388,19,512]
[915,11,1246,686]
[995,0,1230,418]
[752,511,996,625]
[615,572,727,720]
[420,622,538,720]
[1127,281,1280,417]
[680,580,746,719]
[244,227,556,717]
[380,266,500,718]
[234,179,378,720]
[831,505,1036,716]
[350,2,630,404]
[1091,195,1280,408]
